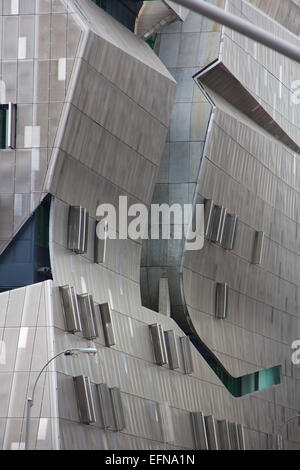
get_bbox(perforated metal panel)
[217,419,231,449]
[73,375,96,424]
[150,324,168,366]
[97,383,115,429]
[204,199,215,238]
[67,206,89,254]
[180,336,194,375]
[252,231,265,265]
[60,285,82,333]
[221,214,237,250]
[99,303,116,347]
[157,402,175,443]
[77,293,98,340]
[110,387,126,432]
[164,330,180,370]
[191,412,209,450]
[210,205,227,244]
[204,415,219,450]
[215,283,228,319]
[237,423,246,450]
[228,422,240,450]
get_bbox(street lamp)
[171,0,300,63]
[25,347,97,450]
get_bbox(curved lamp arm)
[24,347,97,450]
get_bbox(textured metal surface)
[0,0,299,452]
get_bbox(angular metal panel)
[157,402,175,443]
[7,103,16,149]
[221,214,237,250]
[99,303,116,347]
[59,285,82,333]
[228,422,240,450]
[191,411,209,450]
[276,434,284,450]
[215,282,228,319]
[97,383,115,430]
[94,224,105,264]
[204,415,219,450]
[180,336,194,374]
[77,293,98,340]
[164,330,180,370]
[210,205,227,244]
[204,199,215,238]
[237,423,246,450]
[67,206,89,254]
[252,231,265,265]
[150,324,168,366]
[110,387,126,432]
[73,375,96,424]
[217,419,231,449]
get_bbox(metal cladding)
[0,0,299,451]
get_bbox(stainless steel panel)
[215,282,228,319]
[267,433,283,450]
[110,387,126,432]
[150,324,168,366]
[59,285,82,333]
[237,423,246,450]
[252,231,265,265]
[94,230,105,264]
[191,412,209,450]
[8,103,16,149]
[164,330,180,370]
[73,375,96,424]
[67,206,89,254]
[217,419,231,449]
[99,303,116,347]
[204,415,219,450]
[276,435,284,450]
[228,422,240,450]
[157,402,175,443]
[221,214,237,250]
[204,199,215,238]
[96,383,115,430]
[77,293,98,340]
[210,205,227,244]
[180,336,194,375]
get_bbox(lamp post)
[25,347,97,450]
[171,0,300,64]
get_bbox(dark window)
[0,105,8,149]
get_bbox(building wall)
[0,0,299,451]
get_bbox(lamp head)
[64,347,97,356]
